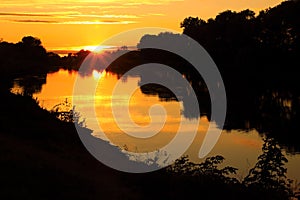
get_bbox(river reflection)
[10,69,300,181]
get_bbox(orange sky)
[0,0,283,51]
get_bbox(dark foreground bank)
[0,91,297,200]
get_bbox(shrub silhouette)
[51,98,86,127]
[167,155,238,184]
[243,137,293,199]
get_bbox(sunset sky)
[1,0,283,51]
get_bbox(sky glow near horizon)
[0,0,283,50]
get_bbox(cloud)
[0,0,178,25]
[8,19,136,24]
[0,12,53,17]
[141,13,166,17]
[0,0,183,12]
[0,0,182,7]
[0,11,140,20]
[122,0,183,6]
[62,20,137,24]
[0,11,139,24]
[0,11,82,19]
[11,19,58,23]
[67,14,140,19]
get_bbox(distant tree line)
[104,0,300,154]
[1,1,300,152]
[180,0,300,88]
[0,36,90,78]
[0,36,48,76]
[179,0,300,153]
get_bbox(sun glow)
[92,69,106,80]
[83,45,115,53]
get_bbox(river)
[10,69,300,181]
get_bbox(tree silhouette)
[243,137,293,199]
[168,155,238,184]
[21,36,42,47]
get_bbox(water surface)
[11,69,300,181]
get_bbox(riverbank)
[0,91,130,199]
[0,91,297,199]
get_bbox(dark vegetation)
[0,92,295,199]
[179,0,300,143]
[1,0,300,199]
[105,0,300,154]
[0,90,296,199]
[0,91,125,199]
[0,36,90,77]
[0,36,90,93]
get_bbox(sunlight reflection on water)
[10,69,300,181]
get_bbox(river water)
[11,69,300,181]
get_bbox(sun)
[92,69,107,80]
[83,45,114,53]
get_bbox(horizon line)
[48,45,137,55]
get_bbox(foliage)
[180,0,300,88]
[0,36,91,81]
[243,137,293,198]
[0,36,48,76]
[51,98,86,127]
[167,137,297,199]
[167,155,238,184]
